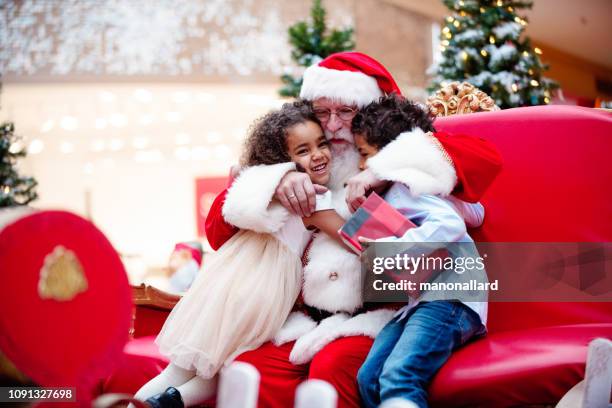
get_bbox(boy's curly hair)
[351,94,436,150]
[241,100,318,167]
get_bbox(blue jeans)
[357,301,486,408]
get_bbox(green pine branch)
[0,122,38,207]
[279,0,355,98]
[431,0,558,109]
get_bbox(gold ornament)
[427,81,500,117]
[38,245,88,301]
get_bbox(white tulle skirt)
[155,230,302,378]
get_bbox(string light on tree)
[430,0,558,109]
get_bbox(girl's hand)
[358,236,374,243]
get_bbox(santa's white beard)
[326,128,360,190]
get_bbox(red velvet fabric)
[204,188,235,251]
[237,336,374,408]
[434,131,503,203]
[102,106,612,406]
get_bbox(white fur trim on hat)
[289,309,396,365]
[272,311,318,346]
[367,128,457,196]
[302,233,363,314]
[222,162,295,233]
[300,64,383,108]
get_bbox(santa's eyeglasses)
[313,106,358,122]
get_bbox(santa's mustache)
[324,127,354,144]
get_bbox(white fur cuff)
[273,312,317,346]
[288,309,396,365]
[367,129,457,197]
[222,162,295,233]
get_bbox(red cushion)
[437,106,612,333]
[100,337,215,407]
[436,106,612,243]
[100,336,168,395]
[429,323,612,407]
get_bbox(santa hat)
[300,52,402,107]
[174,241,204,266]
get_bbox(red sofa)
[100,105,612,407]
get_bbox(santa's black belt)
[304,304,366,322]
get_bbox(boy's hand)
[345,168,386,212]
[275,171,328,217]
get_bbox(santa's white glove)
[289,313,350,365]
[273,312,317,346]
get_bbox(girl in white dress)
[133,101,347,408]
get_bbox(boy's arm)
[446,196,485,228]
[303,210,353,251]
[375,186,467,257]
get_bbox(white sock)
[130,363,195,406]
[176,375,217,407]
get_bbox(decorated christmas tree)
[430,0,558,109]
[0,121,38,207]
[279,0,355,97]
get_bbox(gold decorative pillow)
[427,81,499,117]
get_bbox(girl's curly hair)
[351,94,436,150]
[240,100,319,167]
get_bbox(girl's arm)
[303,210,353,251]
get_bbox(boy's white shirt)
[374,182,488,326]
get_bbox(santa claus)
[205,52,502,408]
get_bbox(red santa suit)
[205,52,502,408]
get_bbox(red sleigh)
[1,105,610,407]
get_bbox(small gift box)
[339,192,414,254]
[340,192,448,299]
